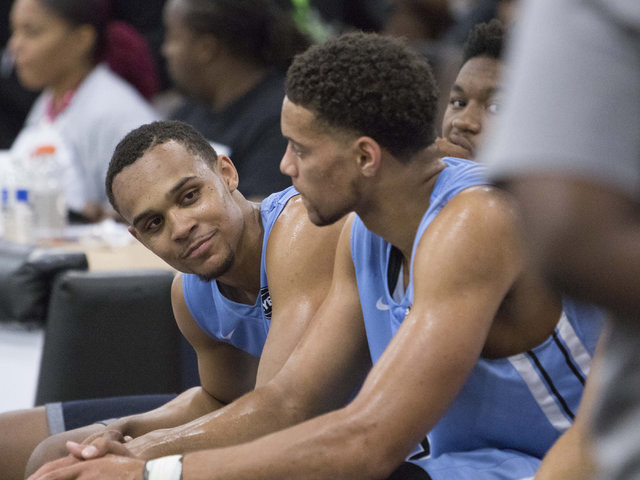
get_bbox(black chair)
[35,269,197,405]
[0,239,88,326]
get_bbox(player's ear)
[355,136,382,177]
[217,155,239,191]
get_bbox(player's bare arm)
[115,214,369,461]
[119,274,260,436]
[24,272,261,478]
[27,196,347,480]
[175,187,529,480]
[256,195,346,384]
[87,199,348,462]
[24,272,265,478]
[24,213,368,480]
[78,195,344,450]
[86,190,523,480]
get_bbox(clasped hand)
[26,429,143,480]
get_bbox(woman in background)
[8,0,158,222]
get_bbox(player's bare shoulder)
[268,194,346,258]
[426,184,523,248]
[446,187,562,358]
[453,185,520,220]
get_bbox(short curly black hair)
[105,120,218,215]
[285,31,439,162]
[461,19,506,65]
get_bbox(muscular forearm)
[127,383,309,460]
[116,387,225,439]
[182,405,392,480]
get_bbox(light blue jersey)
[350,158,604,479]
[182,186,298,357]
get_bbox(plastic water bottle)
[29,144,67,239]
[0,150,36,244]
[10,188,35,243]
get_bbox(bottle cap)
[16,189,29,202]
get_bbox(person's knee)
[25,424,103,477]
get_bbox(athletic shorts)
[401,448,540,480]
[45,394,177,435]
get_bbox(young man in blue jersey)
[29,32,604,480]
[0,120,343,480]
[437,19,505,162]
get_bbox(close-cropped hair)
[106,120,218,213]
[461,19,506,64]
[178,0,311,70]
[285,31,439,162]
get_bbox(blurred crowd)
[0,0,516,221]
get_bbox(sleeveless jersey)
[182,186,298,357]
[350,157,604,478]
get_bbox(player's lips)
[182,233,215,259]
[448,133,474,156]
